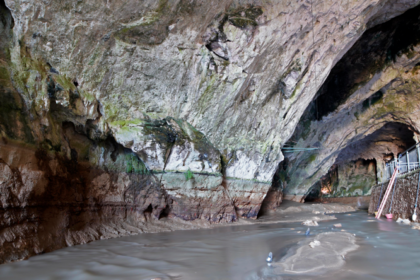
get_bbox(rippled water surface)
[1,211,420,280]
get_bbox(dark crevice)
[310,4,420,121]
[259,160,287,217]
[304,181,321,202]
[158,205,171,219]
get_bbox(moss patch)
[184,169,194,180]
[308,153,317,163]
[226,5,263,29]
[125,153,149,174]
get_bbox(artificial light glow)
[321,188,330,194]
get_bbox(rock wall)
[335,159,377,196]
[4,0,420,186]
[1,0,420,264]
[369,170,420,219]
[303,159,376,201]
[0,138,162,263]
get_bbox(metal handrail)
[384,142,420,181]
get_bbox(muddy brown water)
[0,211,419,279]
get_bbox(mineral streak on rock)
[1,0,420,264]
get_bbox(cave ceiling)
[285,3,420,200]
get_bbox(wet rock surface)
[0,136,242,263]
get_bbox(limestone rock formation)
[1,0,420,263]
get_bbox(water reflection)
[0,211,419,280]
[377,218,398,232]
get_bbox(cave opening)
[336,122,415,161]
[304,159,378,202]
[302,122,416,202]
[304,181,322,202]
[285,0,420,207]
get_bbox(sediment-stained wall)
[0,135,241,264]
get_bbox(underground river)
[1,208,419,280]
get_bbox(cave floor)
[0,206,418,280]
